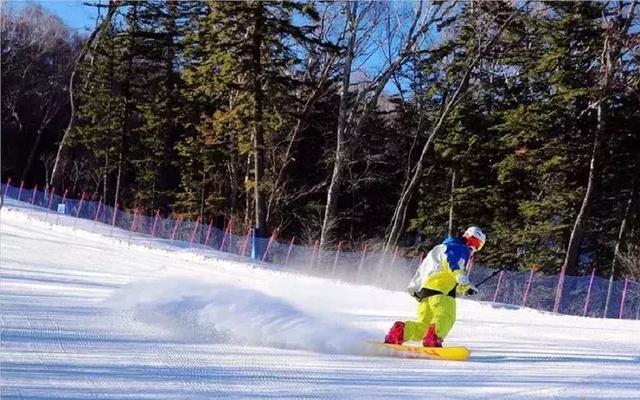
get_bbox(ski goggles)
[466,236,484,251]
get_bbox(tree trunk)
[251,2,267,239]
[384,8,517,252]
[228,93,240,212]
[113,2,137,210]
[384,65,474,252]
[563,33,616,275]
[113,157,122,210]
[244,150,253,227]
[266,57,336,223]
[102,154,108,203]
[199,170,206,220]
[21,120,47,184]
[50,1,119,188]
[563,124,602,275]
[604,159,639,317]
[319,2,458,249]
[319,2,357,249]
[563,2,637,275]
[229,132,239,212]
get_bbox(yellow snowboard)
[367,341,470,361]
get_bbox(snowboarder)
[384,226,486,347]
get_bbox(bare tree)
[613,243,640,319]
[616,244,640,280]
[50,1,120,189]
[1,5,77,185]
[320,0,459,249]
[384,3,520,252]
[39,153,56,188]
[320,1,359,250]
[265,1,342,225]
[563,1,638,275]
[22,94,66,185]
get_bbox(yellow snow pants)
[403,294,456,341]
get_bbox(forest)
[2,1,639,280]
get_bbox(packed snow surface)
[1,204,639,399]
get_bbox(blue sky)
[8,0,99,34]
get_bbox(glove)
[460,284,478,296]
[456,274,478,296]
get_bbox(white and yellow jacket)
[408,236,473,298]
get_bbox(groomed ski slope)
[1,205,639,399]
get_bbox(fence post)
[331,241,342,276]
[189,216,202,248]
[583,268,596,317]
[553,264,567,313]
[204,219,214,247]
[467,253,475,277]
[240,227,253,257]
[522,269,535,307]
[262,228,278,262]
[91,196,102,232]
[110,203,119,236]
[170,216,182,243]
[73,192,86,230]
[356,243,369,282]
[308,240,319,271]
[92,196,103,232]
[130,208,139,232]
[44,187,56,223]
[284,236,295,266]
[3,177,11,198]
[31,184,38,205]
[75,192,85,218]
[220,217,233,251]
[17,181,24,202]
[619,276,629,319]
[127,208,139,245]
[492,270,505,303]
[227,218,236,250]
[151,209,160,238]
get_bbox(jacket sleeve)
[407,245,445,295]
[451,259,472,292]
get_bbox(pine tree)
[74,1,185,212]
[74,16,123,203]
[180,0,321,236]
[129,0,184,213]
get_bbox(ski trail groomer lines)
[384,227,486,347]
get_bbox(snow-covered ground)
[1,204,639,399]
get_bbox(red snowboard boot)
[384,321,405,345]
[422,324,443,348]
